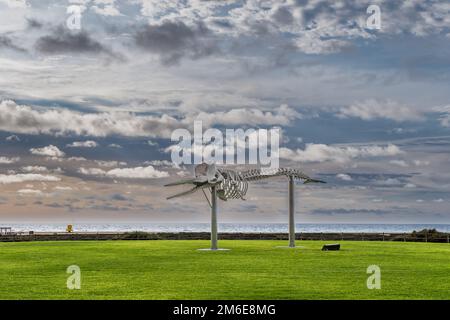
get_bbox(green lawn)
[0,240,449,299]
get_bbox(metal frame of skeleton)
[165,163,325,250]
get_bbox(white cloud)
[0,100,300,138]
[338,99,424,122]
[78,167,107,176]
[0,0,28,8]
[0,156,20,164]
[54,186,73,191]
[413,160,430,166]
[280,143,402,163]
[390,160,409,167]
[433,105,450,127]
[107,166,169,179]
[144,160,176,167]
[294,37,351,55]
[108,143,122,148]
[17,189,43,195]
[21,166,49,172]
[66,140,98,148]
[336,173,352,181]
[5,134,20,142]
[91,1,122,16]
[0,173,60,184]
[94,160,126,167]
[0,100,179,138]
[375,178,402,186]
[68,156,87,161]
[189,104,302,127]
[165,127,279,163]
[79,165,169,179]
[30,145,65,158]
[389,159,430,167]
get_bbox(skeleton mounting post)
[210,186,218,250]
[288,176,295,248]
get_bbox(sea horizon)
[2,223,449,233]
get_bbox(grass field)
[0,240,449,299]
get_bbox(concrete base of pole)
[197,248,230,251]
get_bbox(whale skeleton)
[165,163,325,250]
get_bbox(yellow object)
[66,225,73,233]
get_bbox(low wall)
[0,231,449,243]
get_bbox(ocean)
[2,223,450,233]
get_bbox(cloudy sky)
[1,0,450,225]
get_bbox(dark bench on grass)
[322,243,340,251]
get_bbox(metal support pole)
[288,176,295,248]
[211,186,218,250]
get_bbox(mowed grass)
[0,240,449,300]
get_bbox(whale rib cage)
[165,164,325,201]
[214,167,324,201]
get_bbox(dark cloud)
[292,0,309,5]
[87,203,128,211]
[46,202,64,208]
[34,27,124,61]
[26,18,43,29]
[272,7,294,25]
[111,193,132,201]
[134,21,218,65]
[0,35,27,53]
[210,18,234,30]
[250,20,272,36]
[35,28,102,54]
